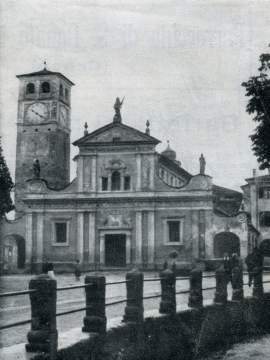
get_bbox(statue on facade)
[199,154,206,175]
[33,159,40,179]
[113,97,124,123]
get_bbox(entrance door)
[105,234,126,267]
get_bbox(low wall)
[41,293,270,360]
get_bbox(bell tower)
[15,65,74,211]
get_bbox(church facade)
[0,68,253,273]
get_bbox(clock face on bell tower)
[25,102,49,123]
[15,67,74,212]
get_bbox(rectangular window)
[102,177,108,191]
[258,187,270,199]
[259,187,264,198]
[260,212,270,227]
[55,222,67,243]
[168,221,180,243]
[124,176,131,190]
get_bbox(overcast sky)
[1,0,270,190]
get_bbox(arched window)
[59,84,63,96]
[41,81,50,93]
[65,88,69,100]
[111,171,121,191]
[26,83,35,94]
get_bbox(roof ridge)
[73,121,160,146]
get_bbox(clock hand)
[31,109,45,119]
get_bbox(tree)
[242,52,270,170]
[0,137,14,218]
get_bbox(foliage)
[0,137,14,218]
[242,52,270,170]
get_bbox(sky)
[1,0,270,191]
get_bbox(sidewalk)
[0,315,124,360]
[0,302,196,360]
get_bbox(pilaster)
[136,154,142,191]
[147,211,155,266]
[149,154,155,190]
[88,212,96,264]
[36,213,44,265]
[78,157,84,192]
[198,210,206,259]
[91,156,97,192]
[77,212,84,262]
[135,211,143,265]
[100,233,105,265]
[25,213,33,267]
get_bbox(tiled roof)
[158,154,192,180]
[16,69,75,85]
[213,185,242,217]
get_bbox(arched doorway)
[213,232,240,258]
[2,234,25,272]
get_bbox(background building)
[242,173,270,258]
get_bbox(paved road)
[1,272,270,348]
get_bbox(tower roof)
[16,68,75,86]
[161,141,176,161]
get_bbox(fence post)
[188,267,203,308]
[123,268,144,324]
[214,265,228,304]
[159,266,176,315]
[253,267,264,299]
[25,275,57,359]
[232,265,243,301]
[82,275,106,335]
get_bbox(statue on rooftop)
[33,159,41,179]
[113,97,124,123]
[199,154,206,175]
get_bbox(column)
[25,213,33,266]
[88,212,95,264]
[100,233,105,265]
[36,213,44,264]
[136,211,143,265]
[136,154,141,191]
[91,156,97,192]
[77,213,84,262]
[148,211,155,266]
[149,154,155,190]
[126,233,131,265]
[78,156,84,192]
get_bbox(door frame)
[99,229,131,266]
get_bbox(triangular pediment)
[73,122,160,146]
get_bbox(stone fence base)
[37,294,270,360]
